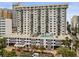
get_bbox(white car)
[32,53,39,57]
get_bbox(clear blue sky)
[0,2,79,24]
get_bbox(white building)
[14,4,68,36]
[0,17,12,36]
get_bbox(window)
[46,45,48,48]
[54,26,56,27]
[54,33,56,35]
[54,28,56,29]
[50,11,52,13]
[50,26,52,27]
[51,46,53,48]
[62,8,65,9]
[62,31,64,32]
[62,26,64,27]
[50,18,52,20]
[54,16,56,17]
[27,45,28,47]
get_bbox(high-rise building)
[0,17,12,36]
[12,3,22,33]
[15,4,68,36]
[0,8,12,19]
[71,16,79,31]
[12,3,21,27]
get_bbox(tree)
[0,37,7,49]
[9,51,17,57]
[0,37,7,56]
[77,25,79,33]
[0,48,4,56]
[74,40,79,50]
[20,51,32,57]
[62,37,71,48]
[67,21,71,33]
[73,40,79,56]
[0,48,17,57]
[56,47,76,57]
[3,50,17,57]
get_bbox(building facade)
[0,8,12,19]
[0,17,12,36]
[12,3,21,28]
[71,16,79,31]
[15,4,68,36]
[6,34,64,49]
[1,4,69,49]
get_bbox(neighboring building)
[0,8,12,19]
[0,17,12,36]
[12,3,22,33]
[15,4,68,36]
[71,16,79,32]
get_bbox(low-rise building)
[5,34,71,49]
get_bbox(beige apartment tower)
[14,4,68,36]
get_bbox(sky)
[0,2,79,24]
